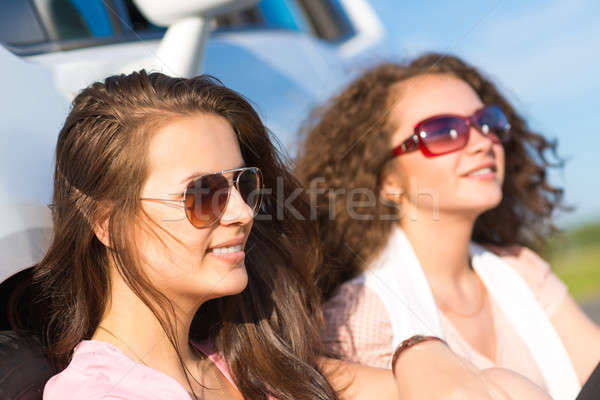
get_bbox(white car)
[0,0,384,398]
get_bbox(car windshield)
[0,0,352,56]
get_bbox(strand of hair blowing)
[296,54,567,301]
[29,71,338,400]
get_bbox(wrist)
[391,335,448,376]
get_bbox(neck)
[400,208,476,286]
[94,268,202,369]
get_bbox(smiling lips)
[468,166,494,177]
[462,162,497,180]
[207,236,246,264]
[210,244,243,254]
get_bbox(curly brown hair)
[295,53,567,300]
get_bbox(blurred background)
[0,0,598,319]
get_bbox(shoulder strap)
[359,227,443,367]
[471,243,581,399]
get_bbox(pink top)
[43,340,238,399]
[323,246,568,392]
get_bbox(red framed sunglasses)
[390,105,511,158]
[141,167,263,228]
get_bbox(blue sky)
[366,0,600,227]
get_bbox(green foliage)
[567,223,600,248]
[543,220,600,301]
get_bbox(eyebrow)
[178,163,246,184]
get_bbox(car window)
[216,0,353,41]
[0,0,47,46]
[0,0,118,54]
[0,0,354,56]
[295,0,353,41]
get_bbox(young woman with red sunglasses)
[21,70,551,399]
[297,53,600,399]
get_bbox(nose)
[465,124,494,155]
[219,186,254,226]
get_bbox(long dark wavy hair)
[295,53,567,300]
[26,71,338,400]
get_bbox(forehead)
[389,74,484,131]
[146,113,243,185]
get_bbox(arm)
[321,340,551,400]
[323,275,551,398]
[487,244,600,384]
[549,294,600,384]
[482,368,552,399]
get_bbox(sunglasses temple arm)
[140,198,185,209]
[392,135,419,157]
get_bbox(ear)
[380,166,405,203]
[93,210,111,247]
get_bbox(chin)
[210,265,249,298]
[465,184,503,209]
[471,196,503,216]
[445,193,502,218]
[488,189,503,208]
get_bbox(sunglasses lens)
[184,168,262,228]
[476,105,511,142]
[185,174,229,228]
[236,168,262,213]
[419,117,469,155]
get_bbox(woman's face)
[384,74,505,221]
[137,113,254,307]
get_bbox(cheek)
[398,155,458,198]
[137,216,212,280]
[495,145,506,185]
